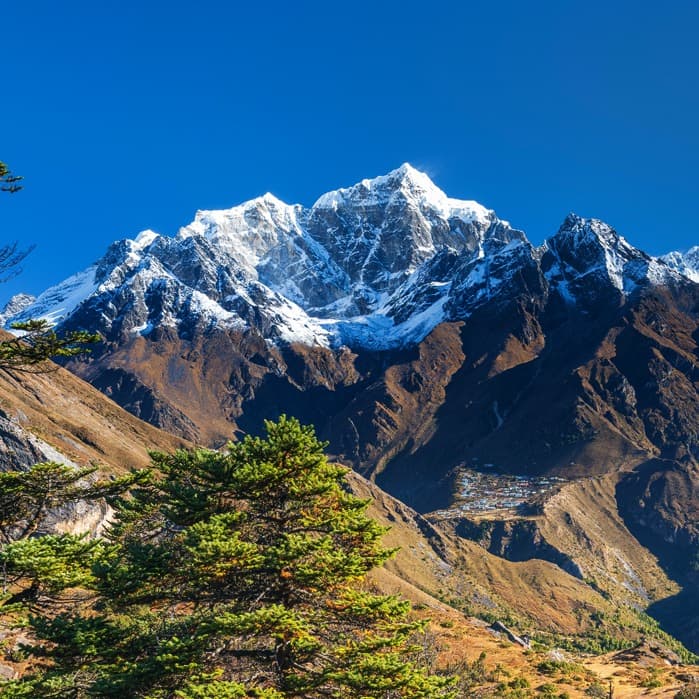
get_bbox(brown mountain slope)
[374,293,691,507]
[0,348,684,654]
[0,355,696,690]
[65,287,699,499]
[62,284,699,650]
[0,348,614,642]
[0,353,188,474]
[351,471,693,656]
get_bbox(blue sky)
[1,0,698,302]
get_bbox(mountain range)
[5,163,698,351]
[2,164,698,653]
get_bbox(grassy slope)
[0,359,696,693]
[0,360,189,472]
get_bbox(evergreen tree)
[0,162,30,282]
[0,463,148,603]
[0,319,100,372]
[0,159,99,368]
[4,417,455,698]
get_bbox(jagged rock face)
[5,164,537,352]
[541,214,677,312]
[8,172,689,361]
[0,293,35,326]
[300,166,506,309]
[447,237,546,319]
[0,409,51,469]
[661,245,699,283]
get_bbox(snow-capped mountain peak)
[550,213,638,255]
[180,193,304,279]
[4,166,698,351]
[541,213,679,304]
[0,293,36,327]
[312,163,430,208]
[132,229,160,250]
[313,163,491,226]
[10,266,100,326]
[660,246,699,283]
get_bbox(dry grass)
[0,352,188,473]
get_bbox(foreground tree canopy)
[0,463,149,601]
[2,416,455,698]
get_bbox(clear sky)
[1,0,698,303]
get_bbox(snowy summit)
[4,165,697,350]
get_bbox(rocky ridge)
[6,163,692,354]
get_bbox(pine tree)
[0,319,100,372]
[4,417,455,698]
[0,463,148,603]
[0,162,30,283]
[0,159,99,369]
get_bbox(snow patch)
[133,229,160,250]
[5,266,99,329]
[659,247,699,283]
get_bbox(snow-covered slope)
[541,214,681,308]
[660,246,699,283]
[4,166,696,350]
[0,292,36,326]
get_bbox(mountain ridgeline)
[4,164,699,650]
